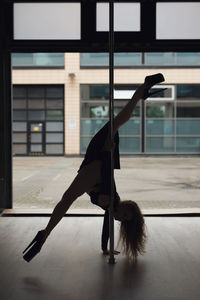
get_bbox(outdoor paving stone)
[13,156,200,211]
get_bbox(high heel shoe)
[23,230,46,262]
[143,73,167,99]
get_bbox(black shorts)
[78,121,120,172]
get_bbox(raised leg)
[113,83,146,134]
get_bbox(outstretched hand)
[103,250,120,256]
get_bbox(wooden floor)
[0,216,200,300]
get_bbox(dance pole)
[108,0,115,265]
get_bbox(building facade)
[12,52,200,155]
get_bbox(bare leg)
[103,84,146,151]
[113,83,146,133]
[43,160,102,238]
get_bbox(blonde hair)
[118,201,147,260]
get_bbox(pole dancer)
[23,73,165,262]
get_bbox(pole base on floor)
[108,257,116,264]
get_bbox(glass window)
[13,86,26,98]
[146,137,175,152]
[156,3,200,40]
[176,120,200,135]
[46,133,63,143]
[28,99,45,109]
[176,53,200,65]
[12,53,64,67]
[81,120,107,136]
[46,122,63,132]
[81,85,109,100]
[119,137,140,153]
[28,87,45,98]
[13,122,27,131]
[30,123,43,132]
[119,120,140,136]
[80,137,92,153]
[146,120,174,135]
[30,144,42,152]
[13,133,27,143]
[13,99,26,109]
[145,53,175,65]
[13,144,27,154]
[146,102,174,118]
[46,144,63,154]
[14,3,81,40]
[34,53,64,66]
[13,110,27,121]
[12,53,33,66]
[96,3,140,32]
[90,85,109,100]
[46,87,63,99]
[176,85,200,100]
[80,53,141,67]
[31,133,42,143]
[114,53,141,66]
[46,110,63,120]
[176,103,200,117]
[46,99,63,109]
[176,137,200,153]
[28,110,45,121]
[81,53,109,67]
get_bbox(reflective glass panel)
[176,53,200,65]
[28,110,45,121]
[31,133,42,143]
[13,122,27,131]
[46,87,64,99]
[146,137,175,152]
[13,86,26,98]
[176,103,200,117]
[13,110,27,121]
[46,110,63,120]
[13,99,26,109]
[28,87,45,98]
[46,122,63,132]
[146,102,174,118]
[46,99,63,109]
[30,144,42,152]
[156,3,200,39]
[119,120,140,136]
[46,133,63,143]
[81,120,107,136]
[119,137,140,153]
[14,3,81,40]
[96,3,140,32]
[13,144,27,154]
[176,137,200,153]
[46,144,63,154]
[176,120,200,135]
[146,120,174,135]
[30,123,43,132]
[13,133,27,143]
[145,53,175,65]
[28,99,45,109]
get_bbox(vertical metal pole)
[108,0,115,265]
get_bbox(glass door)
[28,122,45,155]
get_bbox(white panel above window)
[14,3,81,40]
[156,2,200,39]
[96,2,140,32]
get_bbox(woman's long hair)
[118,200,147,260]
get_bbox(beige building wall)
[12,53,200,155]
